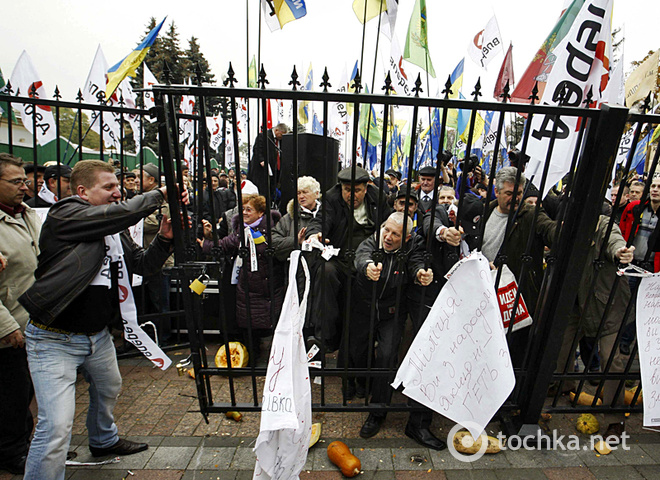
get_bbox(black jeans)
[0,346,34,462]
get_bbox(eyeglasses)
[0,178,29,186]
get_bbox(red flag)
[266,99,273,130]
[509,0,585,104]
[494,43,515,101]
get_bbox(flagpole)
[363,0,386,172]
[246,0,253,175]
[424,55,434,170]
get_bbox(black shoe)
[619,343,631,355]
[89,438,148,457]
[343,382,356,401]
[405,425,447,451]
[360,414,385,439]
[355,383,366,399]
[0,455,26,474]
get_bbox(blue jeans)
[24,323,122,480]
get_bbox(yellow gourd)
[327,441,361,477]
[576,414,599,435]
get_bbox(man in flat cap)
[26,164,72,208]
[417,166,437,215]
[305,166,391,398]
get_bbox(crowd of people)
[0,127,649,475]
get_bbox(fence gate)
[149,69,656,435]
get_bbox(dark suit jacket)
[249,129,278,196]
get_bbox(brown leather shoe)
[89,438,148,457]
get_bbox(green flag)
[0,67,17,123]
[248,55,258,88]
[403,0,435,78]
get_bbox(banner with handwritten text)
[393,253,515,439]
[637,275,660,427]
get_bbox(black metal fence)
[4,67,659,433]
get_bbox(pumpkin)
[309,423,321,448]
[624,386,643,406]
[215,342,249,368]
[452,431,502,454]
[569,391,602,406]
[225,411,243,422]
[576,414,599,435]
[327,441,361,477]
[594,440,612,455]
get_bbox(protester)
[19,159,186,480]
[272,176,321,262]
[555,215,634,442]
[351,212,440,448]
[479,167,556,366]
[23,164,45,200]
[0,154,41,475]
[304,166,391,358]
[202,194,284,357]
[26,164,72,208]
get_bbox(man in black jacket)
[249,123,289,200]
[19,160,185,480]
[305,166,391,356]
[25,164,72,208]
[352,212,437,444]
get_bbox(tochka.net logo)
[447,421,630,463]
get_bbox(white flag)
[179,93,196,170]
[602,53,625,106]
[82,45,122,149]
[388,34,414,96]
[143,63,158,123]
[253,251,312,480]
[118,78,140,151]
[9,51,57,145]
[467,16,504,69]
[525,0,613,196]
[206,116,223,152]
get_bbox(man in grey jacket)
[0,153,41,474]
[19,160,185,480]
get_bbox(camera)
[437,149,453,167]
[459,154,480,174]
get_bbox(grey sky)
[1,0,657,101]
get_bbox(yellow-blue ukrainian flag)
[261,0,307,32]
[106,17,166,100]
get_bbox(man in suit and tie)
[416,166,437,215]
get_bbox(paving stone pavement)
[1,349,657,479]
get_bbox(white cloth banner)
[467,16,504,69]
[253,251,312,480]
[525,0,613,197]
[179,94,196,170]
[117,78,141,151]
[9,50,57,146]
[206,116,223,152]
[636,275,660,427]
[392,253,515,439]
[388,35,414,97]
[90,233,171,370]
[81,45,122,149]
[143,63,157,123]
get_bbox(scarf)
[89,233,172,370]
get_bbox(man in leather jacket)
[19,160,184,480]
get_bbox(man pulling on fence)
[19,160,187,480]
